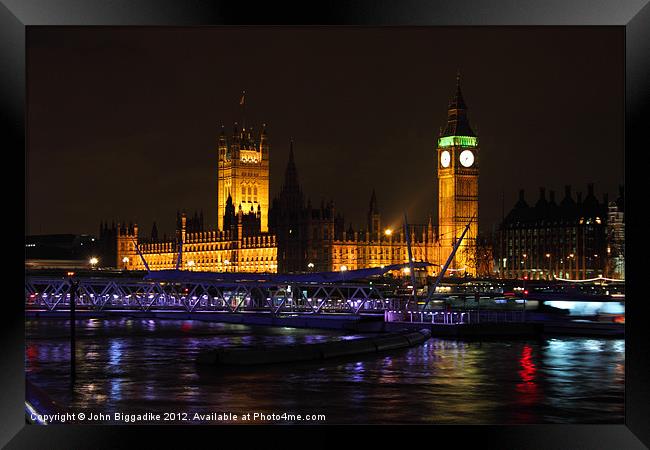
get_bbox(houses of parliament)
[108,77,480,277]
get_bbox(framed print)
[3,0,649,448]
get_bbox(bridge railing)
[25,275,394,315]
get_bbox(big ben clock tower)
[437,73,479,276]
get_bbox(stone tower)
[217,95,270,232]
[268,141,309,272]
[437,73,479,276]
[367,189,381,240]
[116,222,139,270]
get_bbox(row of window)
[182,243,275,251]
[506,229,578,235]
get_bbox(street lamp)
[89,257,99,269]
[340,265,348,271]
[545,253,551,280]
[384,229,392,237]
[187,260,195,268]
[567,253,574,278]
[307,262,314,271]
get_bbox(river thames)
[25,318,624,424]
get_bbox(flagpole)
[240,90,246,131]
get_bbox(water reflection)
[513,344,540,422]
[25,319,624,424]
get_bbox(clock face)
[440,150,451,168]
[459,150,475,167]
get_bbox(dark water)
[25,318,624,424]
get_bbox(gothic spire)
[282,139,300,191]
[442,71,476,137]
[151,221,159,242]
[369,188,378,214]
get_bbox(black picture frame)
[4,0,649,447]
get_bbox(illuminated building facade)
[268,147,444,274]
[269,76,479,275]
[115,119,277,273]
[112,79,482,277]
[606,186,625,279]
[217,122,270,232]
[497,184,609,280]
[115,211,277,273]
[436,73,479,276]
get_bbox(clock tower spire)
[437,72,479,276]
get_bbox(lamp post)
[89,257,99,270]
[545,253,551,280]
[122,256,129,270]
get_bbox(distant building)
[269,145,442,274]
[475,235,496,277]
[25,234,100,269]
[606,186,625,279]
[217,121,270,232]
[270,73,481,275]
[436,72,480,276]
[110,77,483,276]
[497,184,610,280]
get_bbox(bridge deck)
[25,275,624,316]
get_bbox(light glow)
[438,136,477,148]
[554,275,625,283]
[459,150,475,167]
[440,150,450,167]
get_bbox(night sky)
[26,27,624,238]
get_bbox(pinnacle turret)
[441,71,476,137]
[282,140,300,192]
